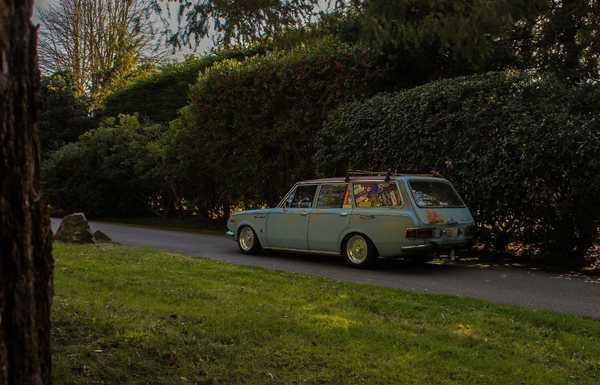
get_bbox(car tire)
[237,226,262,254]
[343,234,377,268]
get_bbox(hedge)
[316,71,600,263]
[43,115,167,217]
[168,39,404,215]
[102,46,265,123]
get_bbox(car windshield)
[409,180,465,208]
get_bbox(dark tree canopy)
[40,72,94,157]
[342,0,600,80]
[157,0,600,80]
[515,0,600,80]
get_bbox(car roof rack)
[344,169,438,182]
[345,169,392,182]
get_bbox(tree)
[40,72,94,157]
[514,0,600,80]
[0,0,54,384]
[339,0,600,80]
[38,0,159,107]
[153,0,323,48]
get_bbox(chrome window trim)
[277,184,297,208]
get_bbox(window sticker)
[353,182,402,208]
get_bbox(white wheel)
[344,234,375,267]
[238,226,261,254]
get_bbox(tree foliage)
[352,0,536,64]
[331,0,600,80]
[40,72,95,157]
[102,45,265,123]
[512,0,600,80]
[316,71,600,263]
[38,0,160,106]
[153,0,324,49]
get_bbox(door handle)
[300,211,309,216]
[339,212,349,217]
[253,214,266,219]
[359,214,375,220]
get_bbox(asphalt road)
[51,218,600,319]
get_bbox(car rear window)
[409,180,465,208]
[316,184,352,209]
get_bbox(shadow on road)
[255,249,462,275]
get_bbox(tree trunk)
[0,1,54,385]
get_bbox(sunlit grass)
[52,243,600,385]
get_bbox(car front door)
[266,184,317,250]
[308,183,352,253]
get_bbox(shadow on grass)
[256,249,462,275]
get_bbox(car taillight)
[406,228,438,239]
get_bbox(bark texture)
[0,1,54,384]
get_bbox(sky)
[32,0,48,21]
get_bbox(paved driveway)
[51,219,600,318]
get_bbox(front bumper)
[225,230,235,239]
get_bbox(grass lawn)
[52,243,600,385]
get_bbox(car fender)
[235,218,267,246]
[338,227,377,254]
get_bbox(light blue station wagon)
[226,175,475,268]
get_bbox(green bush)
[316,71,600,263]
[43,115,168,217]
[168,40,402,218]
[102,47,265,123]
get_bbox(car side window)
[316,184,352,209]
[288,185,317,209]
[353,182,403,208]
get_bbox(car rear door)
[350,181,414,257]
[307,183,352,253]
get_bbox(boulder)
[93,230,112,243]
[54,213,94,243]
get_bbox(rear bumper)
[400,239,474,256]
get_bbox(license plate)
[446,227,458,238]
